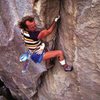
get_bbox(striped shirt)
[21,30,43,52]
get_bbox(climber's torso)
[21,30,43,51]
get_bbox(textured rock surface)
[0,0,46,99]
[0,0,100,100]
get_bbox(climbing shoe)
[62,64,73,72]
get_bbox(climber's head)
[18,15,36,31]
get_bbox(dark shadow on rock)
[0,80,17,100]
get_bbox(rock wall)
[0,0,100,100]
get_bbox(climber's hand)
[54,15,60,22]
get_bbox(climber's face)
[25,20,36,32]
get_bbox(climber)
[18,15,73,72]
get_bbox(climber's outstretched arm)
[38,15,60,39]
[38,21,56,39]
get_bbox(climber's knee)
[57,50,63,56]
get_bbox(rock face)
[0,0,100,100]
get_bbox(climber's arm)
[38,21,56,39]
[38,15,60,39]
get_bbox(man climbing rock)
[18,15,73,72]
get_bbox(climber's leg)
[43,50,73,72]
[43,50,64,61]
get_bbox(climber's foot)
[62,64,73,72]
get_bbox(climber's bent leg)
[43,50,73,72]
[43,50,64,61]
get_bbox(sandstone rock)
[0,0,100,100]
